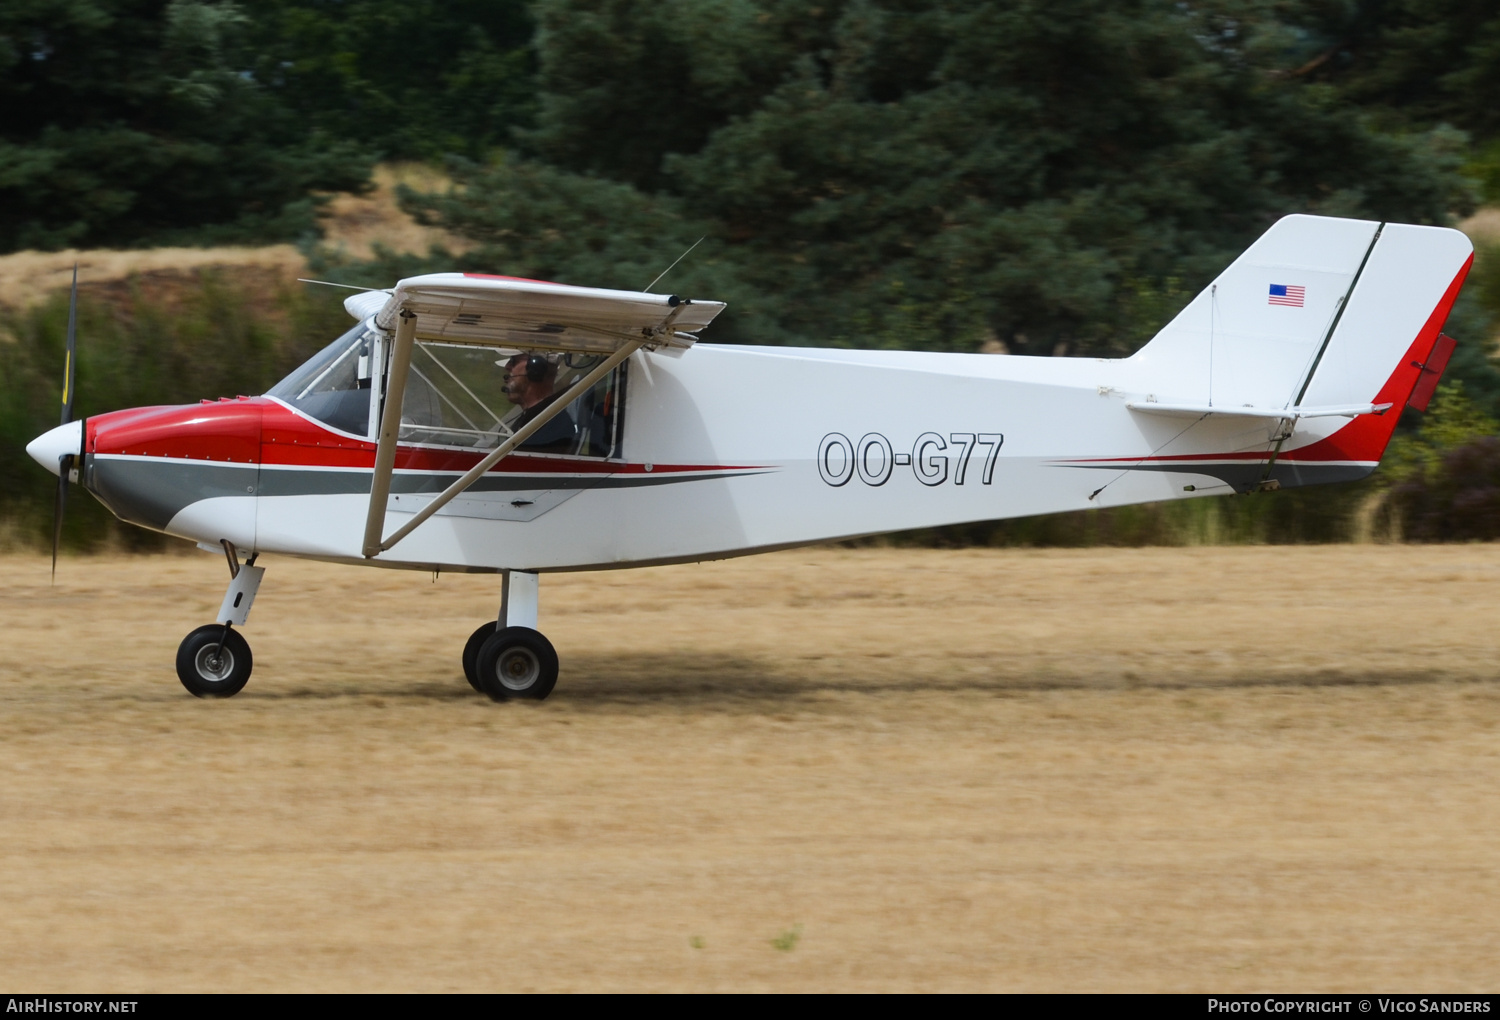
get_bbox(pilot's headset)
[502,352,554,382]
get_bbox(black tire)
[462,622,498,692]
[176,624,252,698]
[475,627,559,701]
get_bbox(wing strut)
[363,308,419,558]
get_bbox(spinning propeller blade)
[51,265,79,582]
[61,263,77,426]
[51,467,68,583]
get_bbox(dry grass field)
[2,544,1499,991]
[0,164,464,312]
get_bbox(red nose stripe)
[88,401,262,463]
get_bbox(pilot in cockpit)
[502,353,578,454]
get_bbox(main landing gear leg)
[465,569,558,701]
[175,540,263,698]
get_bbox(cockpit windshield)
[266,322,375,436]
[267,322,625,457]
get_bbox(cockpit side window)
[266,324,375,436]
[398,342,625,459]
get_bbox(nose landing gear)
[176,540,262,698]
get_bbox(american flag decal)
[1268,283,1305,307]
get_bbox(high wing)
[361,273,727,558]
[371,273,725,352]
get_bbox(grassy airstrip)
[1,545,1498,991]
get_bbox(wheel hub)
[194,644,235,682]
[496,648,540,690]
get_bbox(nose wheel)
[474,627,558,701]
[176,624,253,698]
[175,541,261,698]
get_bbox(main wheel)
[475,627,559,701]
[176,624,253,698]
[462,622,498,693]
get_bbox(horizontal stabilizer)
[1126,401,1393,420]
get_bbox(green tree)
[1290,0,1500,140]
[0,0,536,253]
[241,0,535,160]
[405,0,1474,357]
[0,0,372,251]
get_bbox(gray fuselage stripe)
[85,455,758,531]
[257,467,759,495]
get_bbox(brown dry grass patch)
[0,164,465,313]
[0,245,307,313]
[1461,208,1500,246]
[2,544,1499,991]
[316,163,471,262]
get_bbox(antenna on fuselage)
[643,237,706,293]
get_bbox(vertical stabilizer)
[1130,215,1383,409]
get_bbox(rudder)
[1299,222,1473,412]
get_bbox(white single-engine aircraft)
[26,215,1473,700]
